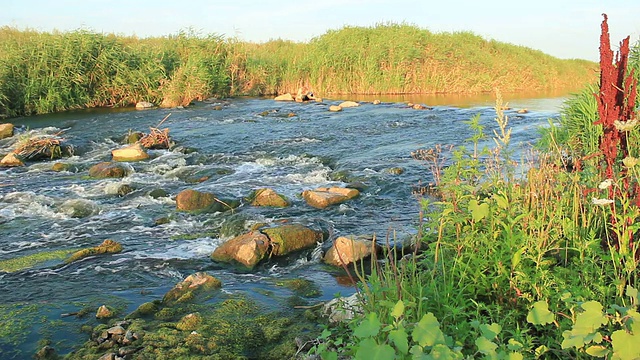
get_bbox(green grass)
[0,23,597,118]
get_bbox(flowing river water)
[0,94,565,357]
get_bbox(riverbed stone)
[124,131,144,144]
[64,239,123,264]
[135,101,155,109]
[324,236,377,266]
[59,198,99,218]
[112,143,149,162]
[175,189,216,211]
[274,93,294,101]
[0,153,24,167]
[211,231,270,268]
[88,162,129,178]
[248,188,290,207]
[338,101,359,108]
[328,105,342,112]
[176,313,203,331]
[262,224,323,256]
[301,187,359,209]
[0,123,14,139]
[96,305,115,319]
[372,99,381,105]
[162,272,221,305]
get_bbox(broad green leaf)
[410,344,427,359]
[585,345,610,357]
[355,338,395,360]
[321,351,338,360]
[492,192,509,209]
[572,301,607,336]
[511,248,525,270]
[611,329,640,360]
[626,285,639,304]
[354,313,381,338]
[389,326,409,355]
[504,352,524,360]
[507,339,523,351]
[413,313,446,347]
[561,329,586,349]
[428,344,463,360]
[527,301,555,325]
[475,336,498,356]
[479,323,501,339]
[560,292,572,302]
[468,199,489,222]
[391,300,405,320]
[534,345,548,357]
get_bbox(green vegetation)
[0,249,75,272]
[309,33,640,357]
[0,23,596,118]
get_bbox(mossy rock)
[175,189,239,213]
[247,188,290,207]
[127,301,161,318]
[64,239,123,264]
[59,199,99,218]
[277,278,321,298]
[148,188,168,198]
[176,313,202,331]
[51,162,71,172]
[0,249,75,273]
[124,131,144,144]
[211,231,270,269]
[162,272,221,305]
[387,166,404,175]
[88,162,129,179]
[262,224,323,256]
[219,214,250,239]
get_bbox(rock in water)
[248,188,290,207]
[211,231,270,268]
[274,93,294,101]
[0,153,24,167]
[328,105,342,112]
[324,236,377,266]
[64,239,123,264]
[338,101,359,108]
[0,123,14,139]
[112,143,149,162]
[302,187,359,209]
[96,305,114,319]
[175,189,216,211]
[59,199,99,218]
[262,224,323,256]
[135,101,155,109]
[162,272,221,304]
[88,162,129,178]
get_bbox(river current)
[0,95,564,357]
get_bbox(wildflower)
[598,179,613,189]
[592,197,614,206]
[623,156,639,168]
[613,118,638,132]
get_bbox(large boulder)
[88,162,129,178]
[162,272,221,305]
[211,231,270,269]
[274,93,295,101]
[0,153,24,167]
[338,101,359,108]
[248,188,290,207]
[0,123,14,139]
[262,224,323,256]
[302,187,360,209]
[112,143,149,162]
[64,239,122,264]
[324,236,377,266]
[175,189,238,212]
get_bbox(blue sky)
[2,0,639,61]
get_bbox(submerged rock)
[211,231,270,269]
[248,188,290,207]
[112,143,149,162]
[64,239,123,264]
[324,236,377,266]
[59,198,99,218]
[88,162,129,178]
[51,162,71,172]
[0,123,14,139]
[262,224,323,256]
[162,272,221,305]
[301,187,359,209]
[0,153,24,167]
[372,99,381,105]
[328,105,342,112]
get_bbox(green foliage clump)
[0,249,75,272]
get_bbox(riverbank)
[0,23,596,118]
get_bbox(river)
[0,94,566,357]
